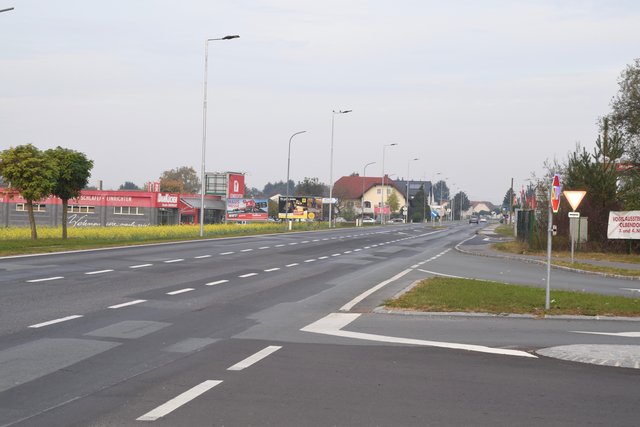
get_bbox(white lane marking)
[27,276,64,283]
[259,246,270,250]
[354,249,362,252]
[302,313,536,359]
[194,255,211,259]
[417,269,465,279]
[264,268,280,272]
[286,263,299,267]
[130,264,153,269]
[85,269,114,275]
[220,252,234,255]
[343,251,352,254]
[167,288,195,295]
[109,300,146,309]
[206,279,228,286]
[289,242,298,246]
[411,264,421,268]
[340,269,413,312]
[241,249,253,252]
[29,315,83,328]
[331,253,341,257]
[312,239,320,242]
[164,259,184,263]
[227,346,282,371]
[275,244,285,247]
[571,331,640,338]
[239,273,258,278]
[621,288,640,293]
[304,259,316,263]
[301,241,310,244]
[364,246,371,249]
[136,380,223,421]
[318,256,329,260]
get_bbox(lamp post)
[199,34,239,237]
[0,7,15,13]
[380,143,398,224]
[405,157,419,223]
[361,161,376,225]
[286,131,306,227]
[328,109,352,227]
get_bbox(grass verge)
[384,277,640,317]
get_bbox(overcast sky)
[2,1,639,203]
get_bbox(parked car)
[362,217,376,224]
[469,216,479,224]
[390,218,404,223]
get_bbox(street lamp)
[200,35,239,238]
[361,161,376,225]
[328,109,352,227]
[0,7,14,13]
[286,131,307,226]
[405,157,419,223]
[380,143,398,224]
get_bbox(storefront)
[0,189,182,227]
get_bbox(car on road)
[390,218,404,223]
[362,217,376,224]
[469,216,479,224]
[479,217,487,223]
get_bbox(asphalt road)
[1,223,638,426]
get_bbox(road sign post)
[564,190,587,264]
[546,174,562,310]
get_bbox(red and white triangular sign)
[563,190,586,211]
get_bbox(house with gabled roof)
[332,175,408,219]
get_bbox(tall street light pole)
[286,131,306,227]
[405,157,419,223]
[361,161,376,225]
[200,35,239,238]
[328,109,352,227]
[380,143,398,224]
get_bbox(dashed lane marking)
[109,300,146,309]
[220,252,234,255]
[167,288,195,295]
[194,255,211,259]
[164,259,184,263]
[239,273,258,278]
[286,263,299,267]
[206,280,228,286]
[27,276,64,283]
[85,269,114,275]
[227,346,282,371]
[130,264,153,269]
[136,380,223,421]
[264,268,280,272]
[29,315,83,328]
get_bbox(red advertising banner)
[227,173,245,199]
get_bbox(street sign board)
[563,190,586,211]
[551,174,562,213]
[568,212,580,218]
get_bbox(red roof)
[333,175,404,200]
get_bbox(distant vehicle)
[335,217,347,223]
[479,217,487,223]
[469,216,479,224]
[362,217,375,224]
[390,218,404,223]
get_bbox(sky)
[2,0,640,203]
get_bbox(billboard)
[227,173,245,199]
[607,211,640,239]
[206,172,245,198]
[278,196,323,220]
[226,198,268,221]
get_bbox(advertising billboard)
[226,198,268,221]
[607,211,640,239]
[227,173,245,199]
[278,196,323,220]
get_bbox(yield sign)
[563,190,586,211]
[551,174,562,213]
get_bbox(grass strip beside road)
[385,277,640,317]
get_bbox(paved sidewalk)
[452,222,640,369]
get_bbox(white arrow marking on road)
[302,313,536,358]
[571,331,640,338]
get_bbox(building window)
[114,206,144,215]
[377,188,381,194]
[68,205,96,214]
[16,203,46,212]
[364,201,371,208]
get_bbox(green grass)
[494,224,515,237]
[384,277,640,317]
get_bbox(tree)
[609,58,640,155]
[502,188,519,210]
[387,190,400,213]
[45,147,94,239]
[0,144,56,239]
[433,180,449,204]
[411,185,427,222]
[294,177,328,197]
[119,181,140,190]
[160,166,199,193]
[452,191,471,220]
[262,180,293,197]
